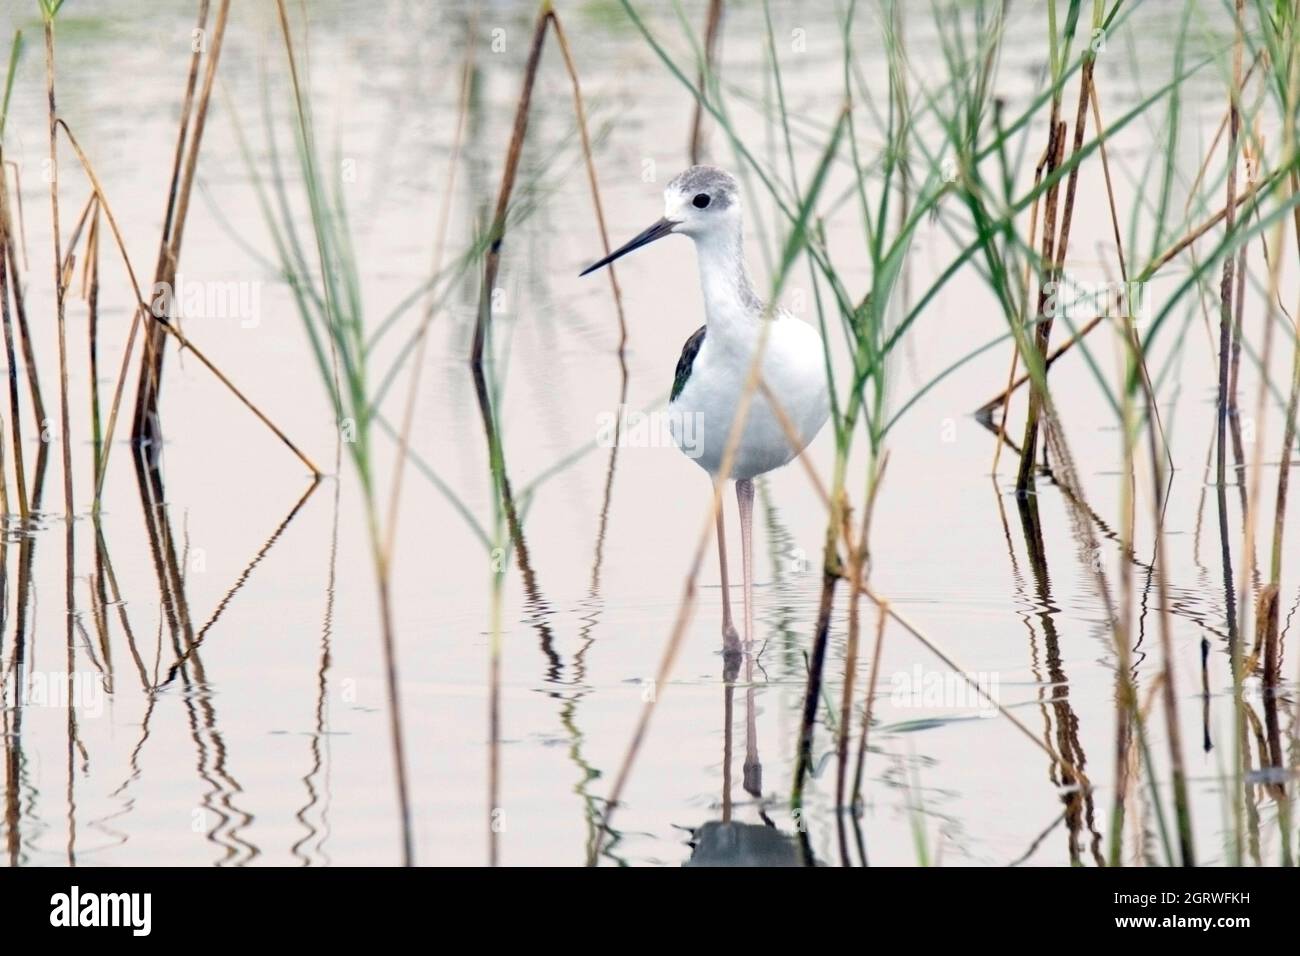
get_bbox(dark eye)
[692,193,711,209]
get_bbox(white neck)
[692,225,764,338]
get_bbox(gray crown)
[668,165,738,209]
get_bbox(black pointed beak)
[579,217,677,276]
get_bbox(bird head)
[661,165,741,239]
[579,165,741,276]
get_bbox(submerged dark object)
[684,821,803,867]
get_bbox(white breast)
[669,314,830,480]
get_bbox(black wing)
[670,325,706,402]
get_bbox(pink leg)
[736,478,755,648]
[716,494,740,654]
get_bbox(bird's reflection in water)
[686,818,803,866]
[684,643,804,867]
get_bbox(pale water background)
[0,0,1296,865]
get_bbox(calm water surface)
[0,0,1295,866]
